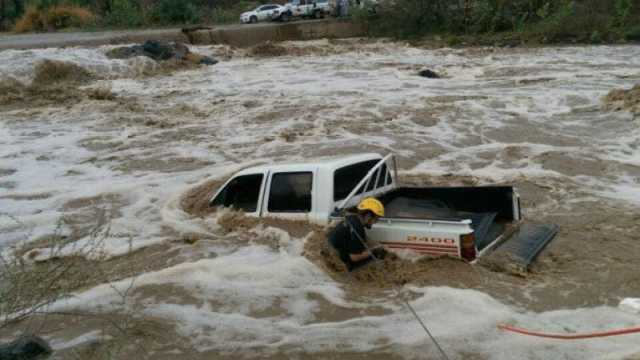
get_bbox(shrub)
[13,7,45,32]
[148,0,200,25]
[590,30,602,43]
[103,0,144,27]
[446,35,462,47]
[45,5,95,30]
[13,5,94,32]
[202,1,259,25]
[32,59,94,86]
[614,0,632,27]
[625,25,640,41]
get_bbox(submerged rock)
[106,40,218,66]
[418,69,441,79]
[0,335,52,360]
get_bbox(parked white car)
[240,4,285,24]
[208,153,558,271]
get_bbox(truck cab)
[209,153,558,270]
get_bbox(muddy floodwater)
[1,40,640,359]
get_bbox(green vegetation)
[359,0,640,44]
[0,0,265,31]
[1,0,638,45]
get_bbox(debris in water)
[603,84,640,116]
[0,335,52,360]
[180,177,232,218]
[418,69,441,79]
[0,60,97,108]
[87,86,116,101]
[248,41,289,57]
[32,59,95,86]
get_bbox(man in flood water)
[328,197,388,271]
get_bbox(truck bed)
[378,186,517,252]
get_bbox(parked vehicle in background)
[240,4,285,24]
[271,0,332,22]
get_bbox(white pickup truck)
[208,154,558,269]
[272,0,331,21]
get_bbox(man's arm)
[349,250,371,262]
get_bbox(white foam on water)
[620,298,640,315]
[39,242,640,358]
[49,330,104,351]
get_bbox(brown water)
[1,40,640,359]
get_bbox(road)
[0,22,283,51]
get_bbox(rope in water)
[498,323,640,340]
[345,217,451,360]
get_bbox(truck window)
[365,163,390,192]
[333,159,379,201]
[210,174,263,212]
[268,172,313,213]
[376,163,389,188]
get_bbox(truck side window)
[268,172,313,213]
[211,174,263,212]
[376,163,389,188]
[333,160,378,201]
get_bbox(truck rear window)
[211,174,263,212]
[268,172,313,213]
[333,160,379,201]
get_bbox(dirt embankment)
[603,84,640,116]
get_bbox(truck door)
[209,172,267,215]
[262,171,315,221]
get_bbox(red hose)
[498,323,640,340]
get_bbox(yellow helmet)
[357,197,385,217]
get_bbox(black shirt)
[327,215,370,271]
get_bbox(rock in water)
[105,45,144,59]
[142,40,187,61]
[418,69,441,79]
[0,335,52,360]
[199,56,219,65]
[106,40,217,66]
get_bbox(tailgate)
[479,222,559,274]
